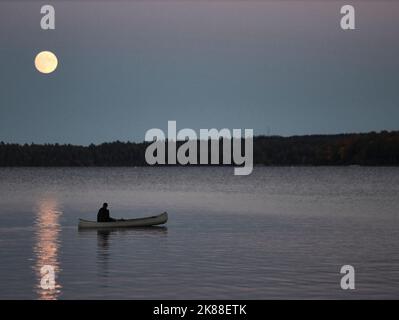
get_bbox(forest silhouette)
[1,131,398,166]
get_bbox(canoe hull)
[78,212,168,229]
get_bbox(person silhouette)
[97,203,116,222]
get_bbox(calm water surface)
[0,167,398,299]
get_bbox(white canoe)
[78,212,168,229]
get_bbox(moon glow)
[35,51,58,74]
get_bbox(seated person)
[97,203,116,222]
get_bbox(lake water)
[0,167,398,299]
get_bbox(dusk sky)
[1,0,398,145]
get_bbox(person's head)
[102,203,108,209]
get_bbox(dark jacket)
[97,208,114,222]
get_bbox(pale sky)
[1,1,398,144]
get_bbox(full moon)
[34,51,58,74]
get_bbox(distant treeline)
[1,131,399,166]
